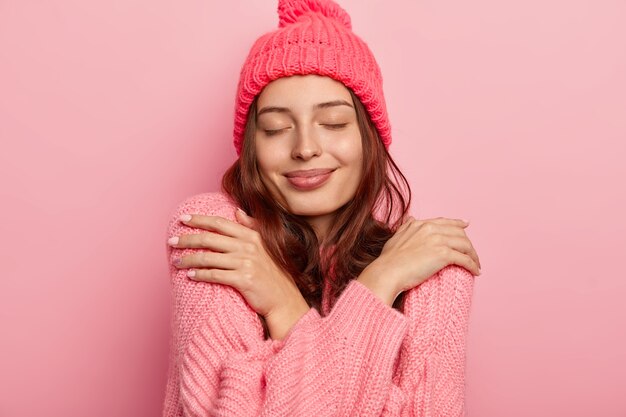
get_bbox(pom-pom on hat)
[232,0,392,156]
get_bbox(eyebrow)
[256,99,354,117]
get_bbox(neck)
[303,213,335,243]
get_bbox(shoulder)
[165,191,241,239]
[402,264,475,320]
[165,191,266,344]
[168,191,239,222]
[437,264,475,286]
[414,265,475,301]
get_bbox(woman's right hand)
[361,217,481,301]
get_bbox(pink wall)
[1,0,624,416]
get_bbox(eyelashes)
[263,123,348,136]
[323,123,348,130]
[263,129,285,136]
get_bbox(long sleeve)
[161,191,475,417]
[161,192,410,417]
[381,265,475,417]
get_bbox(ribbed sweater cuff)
[269,305,322,351]
[269,279,409,359]
[328,279,409,353]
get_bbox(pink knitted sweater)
[161,191,475,416]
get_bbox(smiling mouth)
[284,168,336,190]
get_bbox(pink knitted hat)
[232,0,392,156]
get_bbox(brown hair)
[222,87,411,321]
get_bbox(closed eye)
[264,128,287,136]
[264,124,347,136]
[323,123,348,129]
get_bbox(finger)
[187,268,242,288]
[429,227,481,270]
[174,251,240,270]
[179,214,255,239]
[171,231,240,252]
[235,208,258,231]
[441,224,481,269]
[414,217,469,228]
[441,237,481,276]
[447,249,481,276]
[445,235,479,264]
[399,215,417,230]
[422,222,469,238]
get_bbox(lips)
[284,168,334,178]
[284,168,335,190]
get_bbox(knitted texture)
[233,0,392,155]
[161,192,475,416]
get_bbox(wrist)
[264,296,310,341]
[357,261,401,307]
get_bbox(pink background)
[1,0,625,416]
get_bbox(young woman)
[162,1,481,416]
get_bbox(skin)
[167,75,482,340]
[254,74,363,241]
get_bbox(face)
[254,74,363,238]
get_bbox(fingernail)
[187,270,196,278]
[168,236,179,246]
[179,214,192,222]
[173,257,181,266]
[237,208,247,216]
[462,219,470,224]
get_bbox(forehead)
[256,74,353,111]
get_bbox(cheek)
[254,140,291,193]
[255,140,279,174]
[333,134,363,168]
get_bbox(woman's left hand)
[167,209,309,337]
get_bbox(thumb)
[235,207,258,230]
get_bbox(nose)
[291,126,322,160]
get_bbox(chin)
[282,194,348,216]
[286,202,340,217]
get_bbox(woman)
[162,0,481,416]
